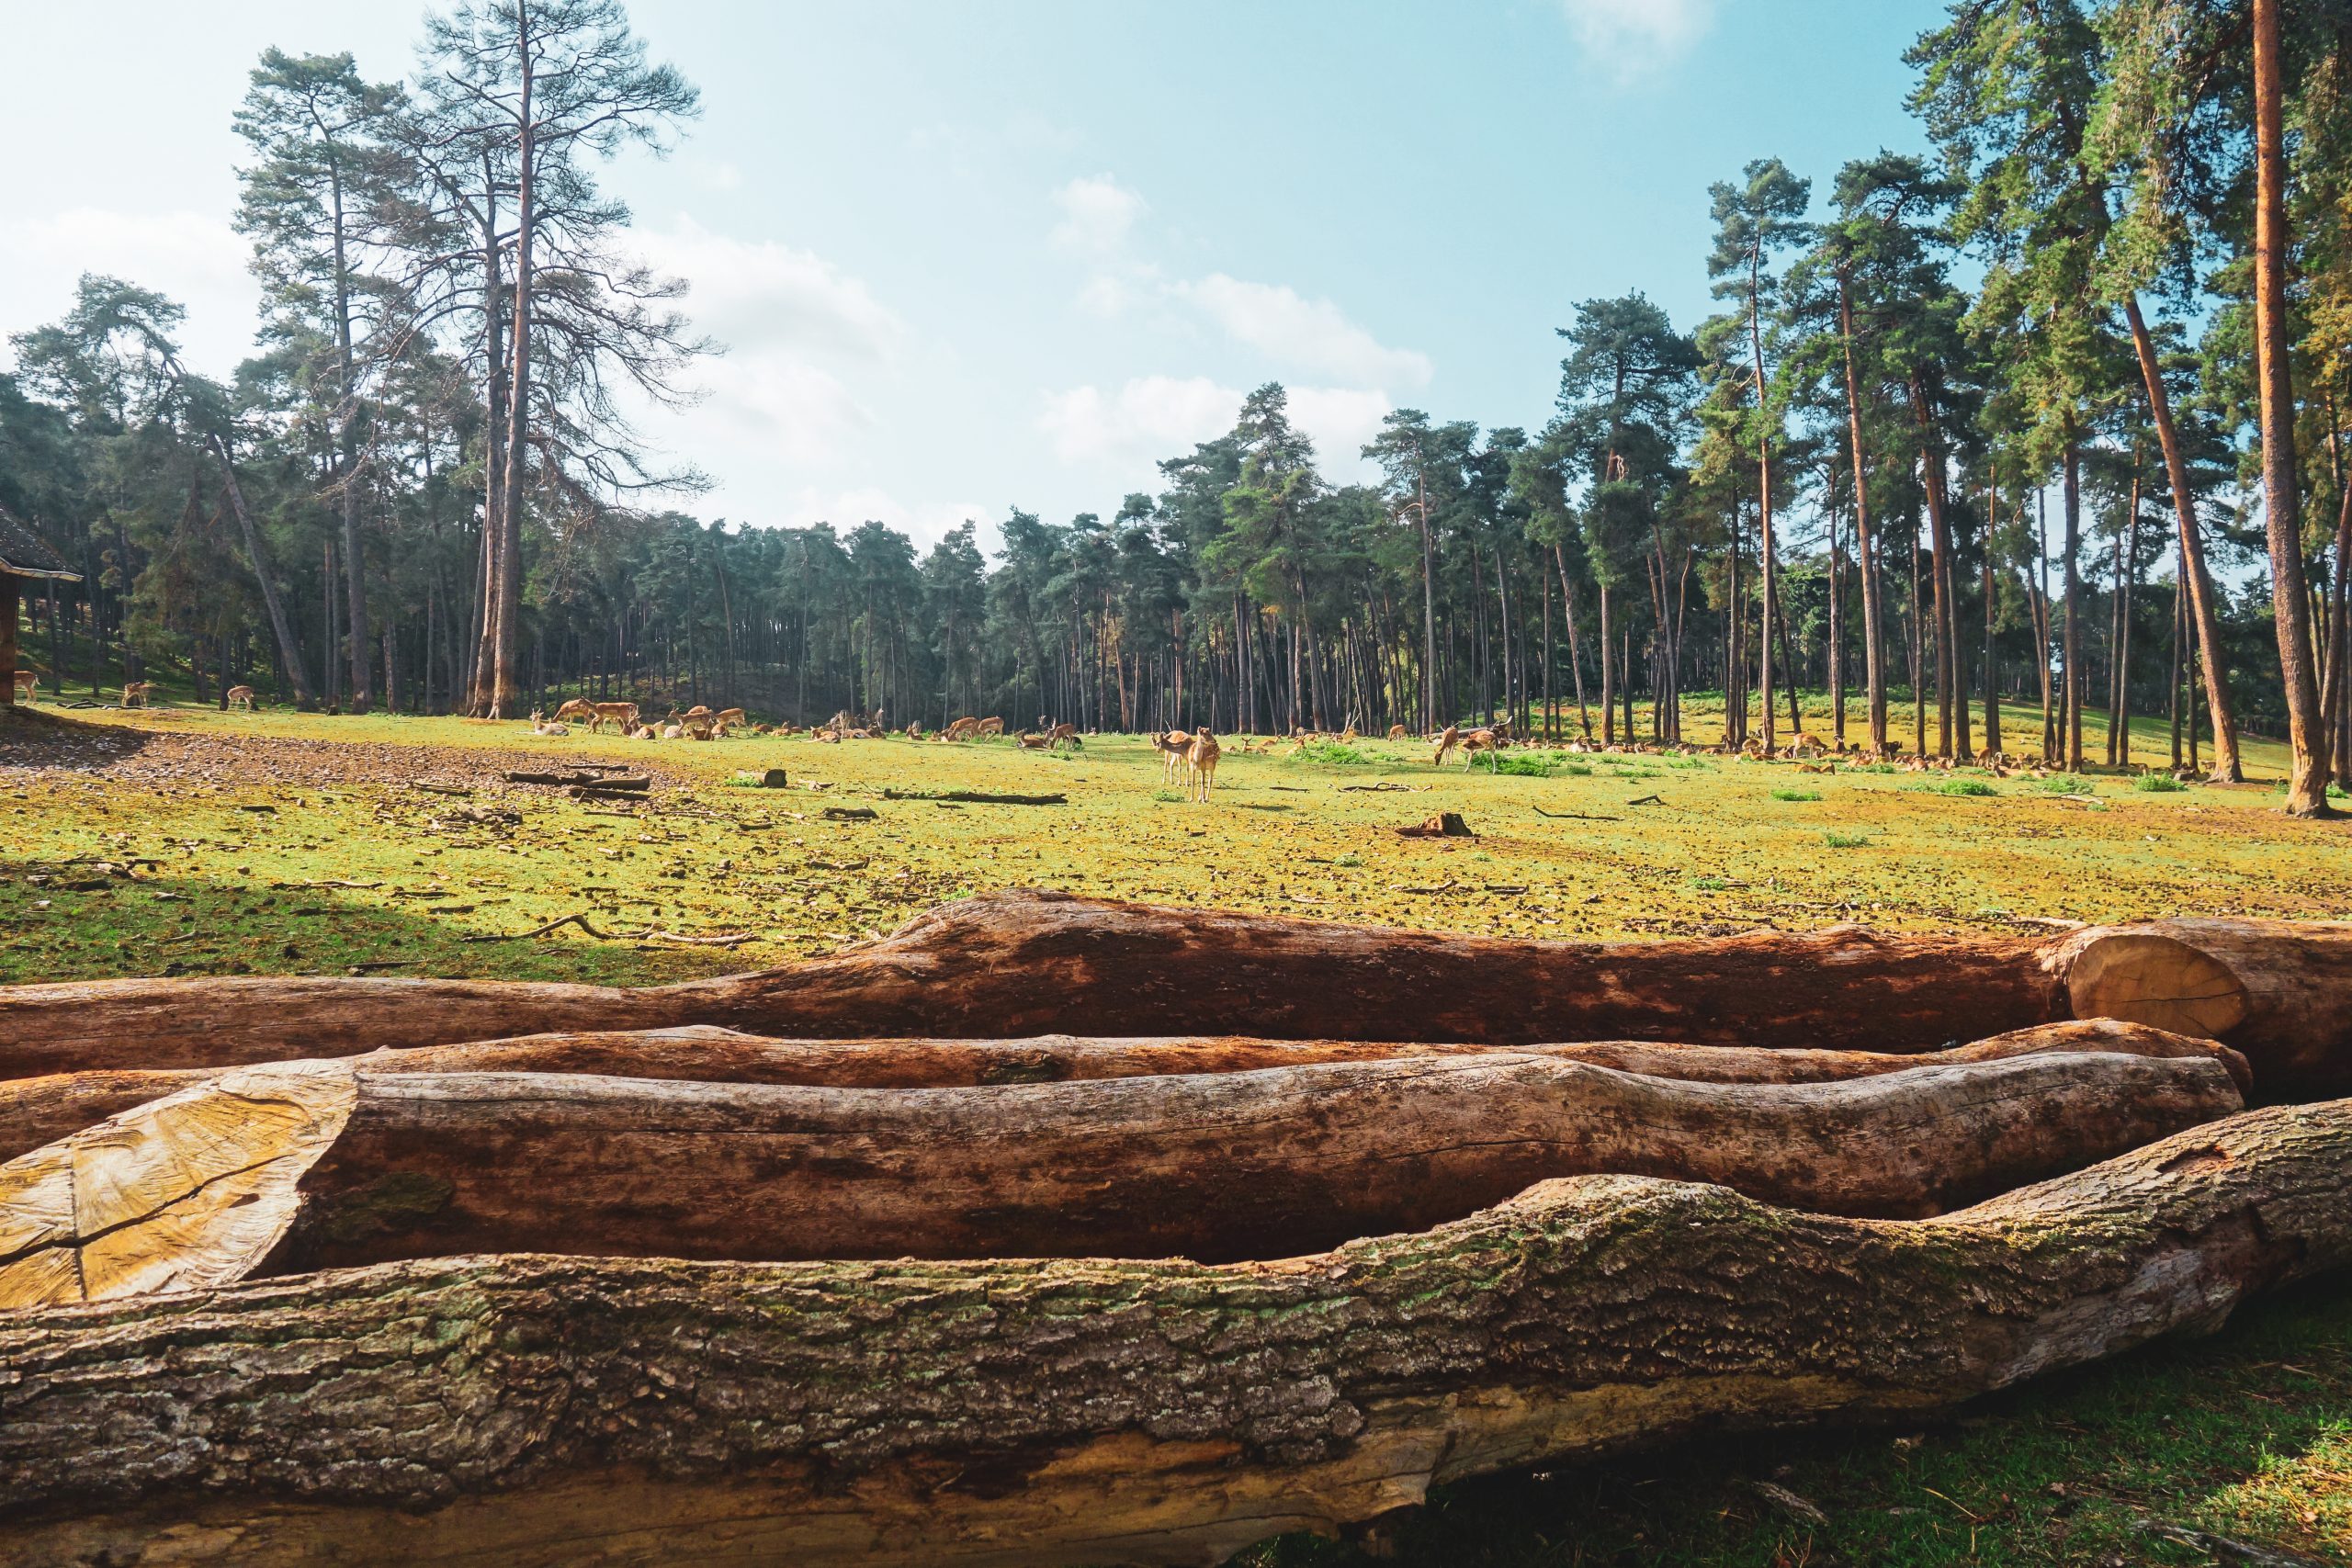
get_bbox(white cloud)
[1559,0,1716,77]
[0,208,256,377]
[1038,376,1392,483]
[1287,387,1396,482]
[638,216,910,364]
[1038,375,1237,466]
[1050,174,1147,256]
[1173,274,1432,389]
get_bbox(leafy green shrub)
[1851,761,1897,774]
[1486,751,1563,776]
[1824,831,1871,848]
[1770,787,1822,802]
[2134,773,2187,793]
[1150,788,1182,803]
[1928,778,1998,797]
[1691,875,1728,891]
[1293,741,1367,765]
[2041,774,2094,795]
[1334,852,1363,868]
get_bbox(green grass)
[6,701,2352,1567]
[1770,787,1823,802]
[2138,773,2189,793]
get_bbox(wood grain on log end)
[0,1062,356,1310]
[2064,931,2251,1040]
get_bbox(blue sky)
[1,0,1939,552]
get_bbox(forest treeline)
[4,0,2351,807]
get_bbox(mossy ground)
[5,691,2349,1564]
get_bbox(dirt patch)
[0,716,684,793]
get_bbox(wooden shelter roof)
[0,506,79,581]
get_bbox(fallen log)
[879,789,1066,805]
[503,770,650,789]
[2,893,2347,1091]
[1,1100,2344,1567]
[0,1021,2245,1162]
[0,1049,2242,1307]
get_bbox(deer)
[943,716,980,742]
[224,684,256,711]
[976,716,1004,737]
[1046,721,1080,750]
[1016,732,1051,750]
[120,682,158,708]
[527,708,573,738]
[586,701,639,736]
[1152,728,1193,784]
[1388,724,1408,739]
[1184,727,1222,801]
[10,671,39,703]
[712,707,747,736]
[1431,725,1461,766]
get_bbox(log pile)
[0,890,2347,1566]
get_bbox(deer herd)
[23,669,2087,795]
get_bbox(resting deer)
[121,681,158,708]
[527,708,573,737]
[1016,732,1051,750]
[224,684,256,711]
[1185,727,1222,801]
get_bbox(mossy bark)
[3,1101,2347,1567]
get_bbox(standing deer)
[120,682,158,708]
[1185,727,1222,801]
[224,684,256,711]
[1152,728,1193,784]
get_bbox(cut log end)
[2067,931,2251,1042]
[0,1062,356,1310]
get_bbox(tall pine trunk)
[2253,0,2333,815]
[2123,294,2242,781]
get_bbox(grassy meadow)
[4,693,2349,1565]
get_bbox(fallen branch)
[1,1102,2344,1565]
[1531,807,1621,821]
[1626,793,1663,806]
[459,911,608,943]
[821,806,878,821]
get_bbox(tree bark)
[1838,274,1888,753]
[209,440,316,709]
[2252,0,2334,815]
[2124,293,2242,781]
[0,1020,2245,1165]
[3,1102,2347,1567]
[6,897,2352,1091]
